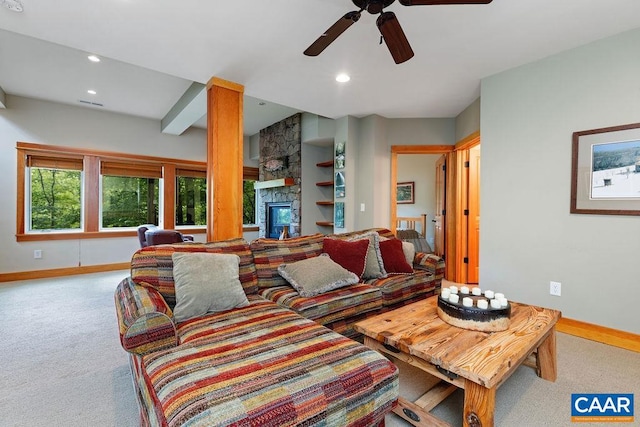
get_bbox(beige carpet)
[1,271,638,427]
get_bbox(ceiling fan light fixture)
[1,0,24,12]
[336,73,351,83]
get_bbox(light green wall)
[481,28,640,334]
[455,97,480,142]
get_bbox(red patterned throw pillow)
[323,237,370,279]
[379,238,414,274]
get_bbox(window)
[16,142,207,241]
[101,161,162,228]
[27,155,83,231]
[243,167,258,225]
[176,168,207,226]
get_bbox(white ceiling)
[1,0,640,135]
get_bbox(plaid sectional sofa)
[115,229,443,426]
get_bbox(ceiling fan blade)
[304,11,361,57]
[377,11,414,64]
[399,0,492,5]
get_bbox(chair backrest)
[137,224,158,247]
[145,229,187,246]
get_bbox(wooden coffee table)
[354,297,561,427]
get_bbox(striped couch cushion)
[365,268,437,307]
[250,234,325,288]
[130,239,258,308]
[134,296,398,427]
[258,284,383,338]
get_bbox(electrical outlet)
[34,249,42,259]
[550,281,561,296]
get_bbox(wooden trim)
[454,149,469,283]
[454,131,481,151]
[84,155,100,232]
[207,77,245,93]
[243,225,259,232]
[0,262,130,283]
[163,164,176,229]
[16,148,26,235]
[392,145,454,155]
[17,141,206,168]
[557,317,640,353]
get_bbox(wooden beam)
[207,77,244,241]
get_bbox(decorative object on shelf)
[335,202,345,228]
[279,225,290,240]
[396,181,414,204]
[571,122,640,216]
[335,141,346,169]
[335,171,345,198]
[264,156,288,172]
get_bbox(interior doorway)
[390,133,480,283]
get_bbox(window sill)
[16,228,207,242]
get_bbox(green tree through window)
[30,167,82,230]
[102,176,159,228]
[243,180,256,224]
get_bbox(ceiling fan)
[304,0,493,64]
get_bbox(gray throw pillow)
[348,231,387,279]
[278,254,359,297]
[172,252,249,322]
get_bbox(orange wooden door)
[467,145,481,283]
[433,155,446,257]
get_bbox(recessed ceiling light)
[336,73,351,83]
[258,102,266,106]
[87,90,97,95]
[87,55,101,63]
[1,0,23,12]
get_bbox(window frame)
[174,167,207,229]
[242,166,259,230]
[16,142,207,241]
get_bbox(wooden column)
[206,77,244,241]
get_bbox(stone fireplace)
[257,113,301,237]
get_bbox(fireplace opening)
[266,202,291,238]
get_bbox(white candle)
[449,286,458,294]
[460,286,470,295]
[462,297,473,307]
[477,299,489,309]
[499,297,508,308]
[484,290,494,299]
[495,293,505,300]
[449,294,460,304]
[441,288,451,299]
[490,299,501,309]
[472,287,482,296]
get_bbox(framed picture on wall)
[335,171,345,198]
[571,122,640,215]
[335,141,345,169]
[334,202,344,228]
[397,181,415,204]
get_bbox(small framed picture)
[335,171,345,198]
[334,202,344,228]
[335,141,345,169]
[396,181,415,204]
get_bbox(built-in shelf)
[316,160,333,168]
[316,181,334,187]
[254,178,295,190]
[316,201,334,206]
[316,221,334,227]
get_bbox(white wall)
[0,95,209,274]
[481,28,640,334]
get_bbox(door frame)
[453,132,481,283]
[390,145,455,278]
